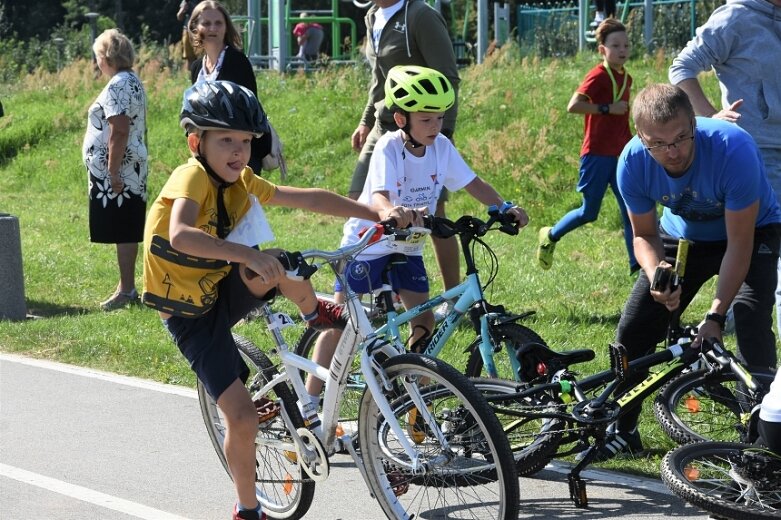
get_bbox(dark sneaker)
[232,504,265,520]
[254,397,279,425]
[306,299,348,331]
[577,429,644,462]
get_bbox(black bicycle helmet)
[180,80,270,137]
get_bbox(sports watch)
[705,312,726,330]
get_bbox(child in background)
[292,12,324,62]
[142,80,412,520]
[304,65,528,408]
[537,18,637,274]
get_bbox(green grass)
[0,45,768,477]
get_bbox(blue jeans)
[613,225,780,432]
[550,154,636,270]
[760,147,781,340]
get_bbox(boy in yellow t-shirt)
[142,80,412,520]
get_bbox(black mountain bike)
[473,331,774,507]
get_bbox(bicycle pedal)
[568,474,588,507]
[609,343,629,381]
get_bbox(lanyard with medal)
[603,60,627,103]
[598,60,627,115]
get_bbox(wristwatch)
[598,103,610,115]
[705,312,726,330]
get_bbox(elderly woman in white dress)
[82,29,148,311]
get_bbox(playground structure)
[233,0,695,71]
[233,0,512,71]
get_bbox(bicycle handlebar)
[420,207,520,240]
[277,218,399,280]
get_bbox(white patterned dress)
[82,70,148,243]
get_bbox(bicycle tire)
[661,441,781,518]
[357,353,520,520]
[464,322,548,381]
[294,327,364,440]
[471,377,565,476]
[654,368,775,444]
[198,333,316,520]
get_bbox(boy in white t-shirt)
[305,65,528,400]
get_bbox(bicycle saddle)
[515,343,595,382]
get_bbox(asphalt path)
[0,353,711,519]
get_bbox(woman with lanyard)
[536,18,637,274]
[188,0,272,175]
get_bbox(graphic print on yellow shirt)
[142,158,276,317]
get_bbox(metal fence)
[517,0,701,57]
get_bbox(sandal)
[100,288,139,311]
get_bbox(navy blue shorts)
[163,267,274,401]
[334,255,429,294]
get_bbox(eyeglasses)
[641,124,695,153]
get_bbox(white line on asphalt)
[0,463,193,520]
[0,352,196,398]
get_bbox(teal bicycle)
[295,205,547,436]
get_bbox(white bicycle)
[198,222,520,520]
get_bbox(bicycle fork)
[360,337,454,473]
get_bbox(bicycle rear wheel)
[661,441,781,518]
[654,368,775,444]
[358,354,520,520]
[198,334,315,520]
[471,377,565,476]
[464,322,547,381]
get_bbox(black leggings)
[758,418,781,454]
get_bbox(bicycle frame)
[489,336,768,469]
[370,211,527,379]
[247,227,454,480]
[376,272,522,379]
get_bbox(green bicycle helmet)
[384,65,455,113]
[180,80,270,137]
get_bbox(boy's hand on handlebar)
[506,205,529,228]
[242,250,287,285]
[381,206,424,229]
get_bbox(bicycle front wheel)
[358,354,520,520]
[464,322,548,380]
[198,334,315,520]
[654,368,775,444]
[661,441,781,518]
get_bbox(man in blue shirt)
[594,83,781,461]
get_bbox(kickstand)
[567,439,606,508]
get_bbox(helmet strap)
[196,153,235,239]
[398,111,423,151]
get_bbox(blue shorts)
[163,267,274,401]
[334,255,429,295]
